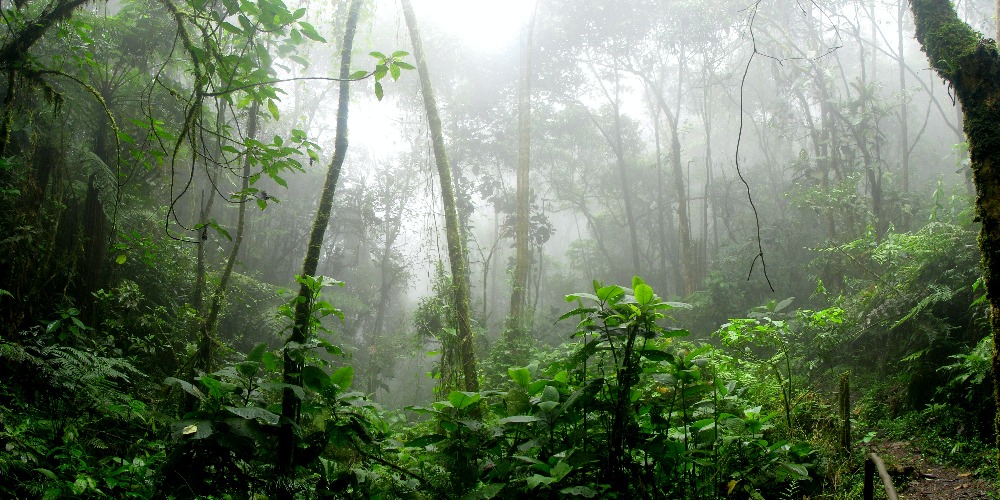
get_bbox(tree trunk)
[908,0,1000,464]
[649,97,677,295]
[508,1,536,339]
[195,104,258,377]
[278,0,363,483]
[401,0,479,393]
[898,0,912,230]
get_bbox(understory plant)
[389,277,816,499]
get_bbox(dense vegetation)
[1,0,998,498]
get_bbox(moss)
[910,0,1000,467]
[910,0,981,80]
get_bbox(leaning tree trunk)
[908,0,1000,464]
[277,0,364,484]
[401,0,479,392]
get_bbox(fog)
[6,0,1000,496]
[159,0,981,406]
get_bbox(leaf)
[267,99,280,120]
[302,365,329,392]
[298,21,326,42]
[557,306,598,321]
[224,405,280,425]
[369,51,388,59]
[330,365,354,391]
[115,254,127,265]
[564,292,598,303]
[391,50,409,58]
[596,285,624,302]
[560,486,597,497]
[634,283,654,306]
[538,401,558,412]
[374,81,384,101]
[172,419,213,439]
[448,391,482,410]
[780,461,809,479]
[389,63,401,80]
[641,348,673,362]
[508,366,531,387]
[163,377,205,401]
[393,61,415,70]
[498,415,542,425]
[526,474,556,489]
[550,460,572,481]
[773,296,795,312]
[541,385,559,403]
[247,342,269,363]
[349,70,368,79]
[238,14,254,32]
[35,468,58,481]
[221,21,242,35]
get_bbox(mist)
[1,0,998,497]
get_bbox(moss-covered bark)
[401,0,479,393]
[278,0,364,485]
[909,0,1000,464]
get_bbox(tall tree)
[400,0,479,393]
[506,0,537,348]
[278,0,364,483]
[907,0,1000,463]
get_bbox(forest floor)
[871,440,997,499]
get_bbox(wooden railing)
[863,451,898,500]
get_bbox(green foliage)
[369,50,415,101]
[383,278,819,498]
[0,319,163,499]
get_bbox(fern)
[1,340,144,409]
[778,480,801,500]
[890,284,957,330]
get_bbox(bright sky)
[410,0,536,51]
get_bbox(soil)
[869,441,997,499]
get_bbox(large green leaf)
[330,365,354,391]
[508,366,531,387]
[634,283,654,306]
[302,365,329,392]
[224,405,280,425]
[448,391,482,410]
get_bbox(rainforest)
[1,0,1000,498]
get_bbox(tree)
[907,0,1000,463]
[400,0,479,392]
[505,0,538,356]
[278,0,363,483]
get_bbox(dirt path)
[871,441,995,499]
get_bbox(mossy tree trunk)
[0,0,94,156]
[908,0,1000,464]
[401,0,479,392]
[277,0,364,485]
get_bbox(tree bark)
[0,0,93,155]
[278,0,363,483]
[908,0,1000,464]
[508,1,536,338]
[401,0,479,392]
[899,0,911,231]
